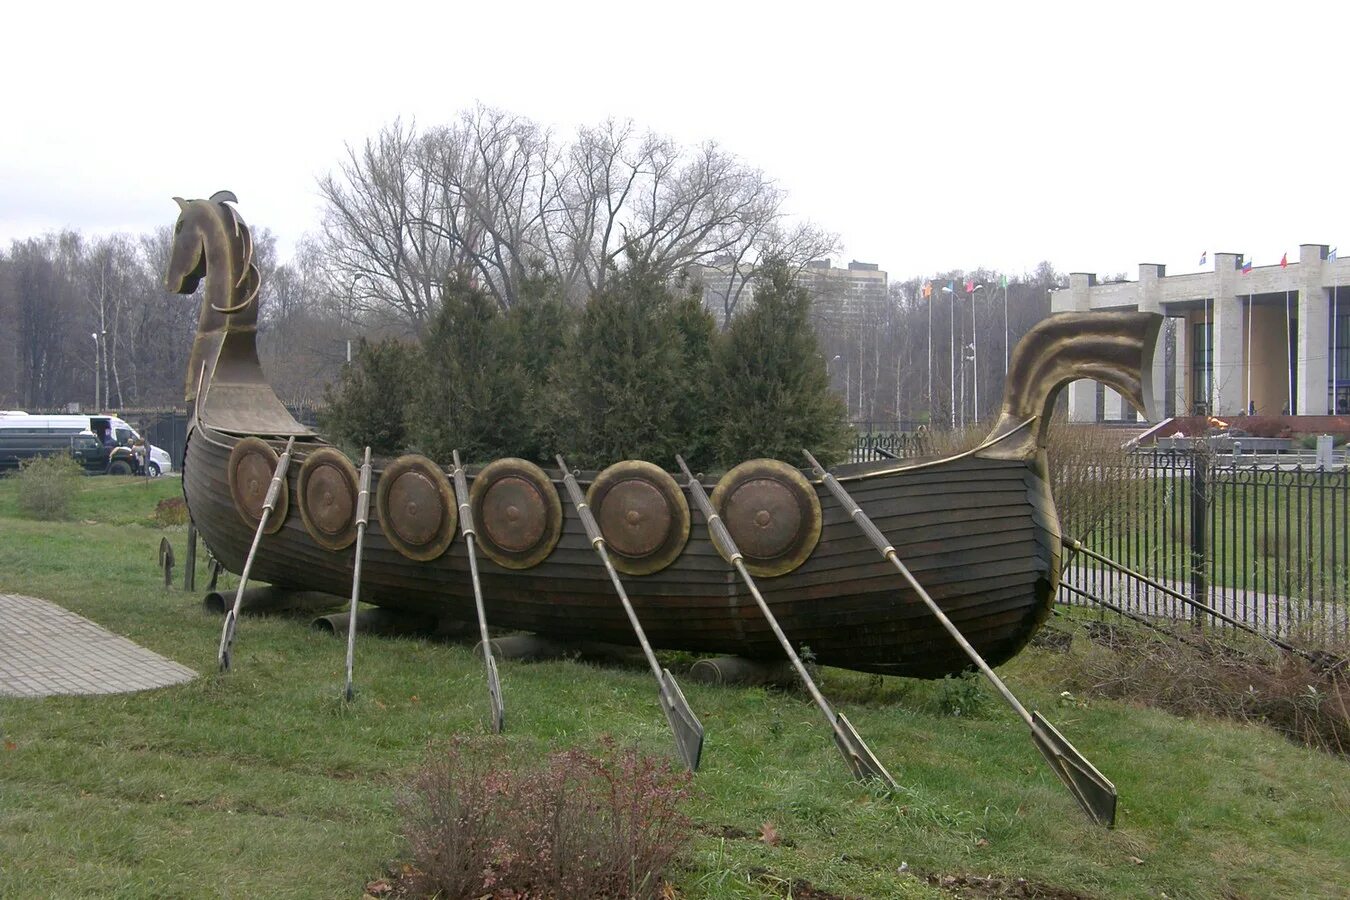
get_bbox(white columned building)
[1050,246,1349,421]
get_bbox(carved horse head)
[165,191,263,402]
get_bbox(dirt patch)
[749,868,856,899]
[925,872,1093,899]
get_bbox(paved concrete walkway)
[0,594,196,698]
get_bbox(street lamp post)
[90,332,99,411]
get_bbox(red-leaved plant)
[398,736,692,899]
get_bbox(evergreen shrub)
[320,338,417,456]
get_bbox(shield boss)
[297,448,359,551]
[227,436,287,533]
[377,454,456,561]
[711,459,822,577]
[588,461,690,575]
[470,458,561,569]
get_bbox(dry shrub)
[14,454,84,520]
[398,736,693,899]
[1060,621,1350,755]
[926,417,1140,544]
[153,496,189,528]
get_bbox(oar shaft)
[805,450,1032,728]
[219,436,295,669]
[344,448,372,696]
[555,456,664,683]
[1062,536,1310,659]
[453,451,505,733]
[675,456,836,725]
[452,452,493,661]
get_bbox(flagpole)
[942,284,956,429]
[1246,288,1253,414]
[1003,278,1009,378]
[927,284,933,423]
[971,284,980,423]
[1286,287,1293,414]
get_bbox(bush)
[709,259,850,467]
[398,737,692,899]
[1058,620,1350,756]
[408,277,531,463]
[549,256,717,469]
[320,338,418,455]
[14,454,84,520]
[152,496,189,528]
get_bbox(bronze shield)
[227,436,288,534]
[587,461,691,575]
[710,459,822,577]
[297,448,360,551]
[376,454,457,561]
[469,458,562,569]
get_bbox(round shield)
[469,458,562,569]
[587,460,690,575]
[376,454,457,561]
[296,448,360,551]
[227,436,288,533]
[710,459,822,577]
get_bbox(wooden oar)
[342,447,373,701]
[805,449,1118,827]
[676,455,895,787]
[452,451,505,733]
[218,436,295,671]
[556,455,704,772]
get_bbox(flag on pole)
[948,280,955,293]
[1241,258,1253,275]
[1329,247,1337,262]
[964,279,975,293]
[1199,251,1207,266]
[922,281,932,299]
[1000,274,1008,289]
[1280,252,1288,269]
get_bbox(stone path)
[0,594,196,698]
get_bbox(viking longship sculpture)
[168,191,1161,826]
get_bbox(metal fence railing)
[848,430,932,463]
[1059,449,1349,641]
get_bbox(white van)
[0,412,172,476]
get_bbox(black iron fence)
[849,429,932,463]
[1059,449,1349,641]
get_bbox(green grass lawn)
[1,476,1347,898]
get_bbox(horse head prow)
[164,192,305,437]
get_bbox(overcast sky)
[2,0,1345,282]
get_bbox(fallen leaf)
[410,695,420,703]
[759,821,781,846]
[3,740,15,751]
[975,837,990,847]
[365,879,392,895]
[1129,855,1145,865]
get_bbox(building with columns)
[1050,246,1349,421]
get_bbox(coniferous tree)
[509,272,576,462]
[320,337,418,455]
[553,254,717,468]
[710,258,850,467]
[408,277,529,462]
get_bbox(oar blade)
[659,668,704,772]
[487,653,505,734]
[832,713,898,789]
[218,612,236,672]
[1029,711,1117,828]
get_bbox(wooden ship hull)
[169,192,1162,681]
[185,423,1059,678]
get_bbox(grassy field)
[1,476,1348,898]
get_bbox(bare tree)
[314,108,837,327]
